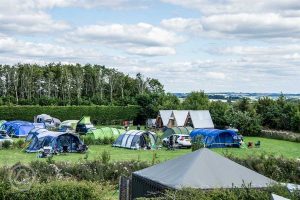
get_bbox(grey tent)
[185,110,214,129]
[132,148,275,199]
[168,110,189,127]
[155,110,172,128]
[271,194,290,200]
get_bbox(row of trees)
[0,64,164,106]
[157,92,300,134]
[0,63,298,133]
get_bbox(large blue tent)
[26,131,84,153]
[190,129,240,148]
[1,121,45,137]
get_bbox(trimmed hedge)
[0,180,115,200]
[261,129,300,143]
[141,186,300,200]
[0,105,140,125]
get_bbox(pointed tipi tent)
[185,110,214,129]
[168,110,189,127]
[132,148,276,199]
[156,110,172,128]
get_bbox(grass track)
[0,137,299,166]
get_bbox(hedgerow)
[0,105,140,125]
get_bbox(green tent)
[78,116,92,125]
[87,127,125,140]
[162,127,193,139]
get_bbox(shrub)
[13,139,25,149]
[191,136,204,151]
[224,153,300,184]
[1,180,114,200]
[142,185,300,200]
[1,140,12,149]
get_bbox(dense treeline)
[0,63,163,106]
[0,63,299,132]
[159,92,300,134]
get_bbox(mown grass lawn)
[0,137,299,166]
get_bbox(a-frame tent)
[185,110,214,129]
[155,110,172,128]
[168,110,189,127]
[132,148,275,199]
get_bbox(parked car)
[162,134,192,148]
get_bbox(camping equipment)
[190,129,241,148]
[131,148,276,199]
[113,130,157,150]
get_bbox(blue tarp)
[190,129,240,148]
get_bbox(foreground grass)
[0,137,299,166]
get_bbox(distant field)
[0,137,299,166]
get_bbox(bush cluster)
[27,151,150,184]
[0,105,139,125]
[141,185,300,200]
[224,153,300,184]
[0,180,114,200]
[261,129,300,143]
[81,136,115,145]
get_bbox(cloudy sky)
[0,0,299,93]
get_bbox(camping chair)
[255,141,261,148]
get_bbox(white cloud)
[66,23,184,56]
[162,0,300,15]
[201,13,300,38]
[161,18,203,34]
[0,35,100,60]
[0,0,70,34]
[206,72,226,80]
[126,47,176,56]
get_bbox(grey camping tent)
[155,110,172,128]
[185,110,214,129]
[132,148,276,199]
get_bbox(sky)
[0,0,300,93]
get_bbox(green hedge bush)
[0,180,115,200]
[140,185,300,200]
[0,105,140,125]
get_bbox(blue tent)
[26,131,84,153]
[1,121,45,137]
[26,128,49,141]
[190,129,240,148]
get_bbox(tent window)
[115,134,125,146]
[121,134,130,147]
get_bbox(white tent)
[169,110,189,127]
[186,110,214,129]
[156,110,172,127]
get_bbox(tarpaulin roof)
[133,148,275,189]
[188,110,214,128]
[171,110,189,127]
[157,110,172,126]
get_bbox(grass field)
[0,137,299,166]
